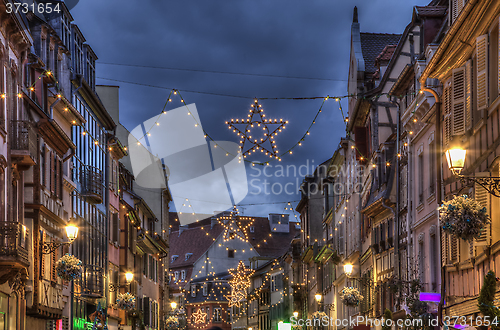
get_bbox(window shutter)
[40,230,45,279]
[452,66,466,135]
[443,83,452,146]
[51,245,57,283]
[451,0,464,24]
[143,297,150,326]
[441,231,449,265]
[498,17,500,95]
[476,34,489,111]
[465,60,472,130]
[474,172,491,247]
[450,236,458,262]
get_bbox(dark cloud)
[71,0,431,216]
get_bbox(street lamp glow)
[65,225,79,241]
[314,293,322,302]
[171,301,177,310]
[125,272,134,283]
[445,147,466,174]
[293,311,298,318]
[344,263,354,276]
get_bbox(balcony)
[0,221,29,284]
[80,165,103,204]
[10,120,37,168]
[76,264,104,298]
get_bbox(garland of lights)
[226,98,288,161]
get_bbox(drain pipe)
[49,98,60,120]
[382,98,401,280]
[420,85,443,324]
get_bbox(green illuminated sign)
[73,318,93,330]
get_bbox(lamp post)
[445,143,500,197]
[42,224,79,254]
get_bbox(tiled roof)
[415,6,447,17]
[248,217,300,258]
[375,45,397,66]
[169,219,223,268]
[360,33,401,75]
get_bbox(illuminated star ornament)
[226,99,288,161]
[218,206,254,242]
[192,309,207,324]
[225,261,255,308]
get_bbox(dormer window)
[250,226,255,233]
[171,255,179,263]
[191,284,196,297]
[185,253,193,261]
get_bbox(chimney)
[211,217,217,229]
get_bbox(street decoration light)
[445,144,500,197]
[42,223,79,254]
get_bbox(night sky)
[70,0,432,217]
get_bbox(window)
[171,255,178,263]
[213,308,221,322]
[174,271,179,282]
[181,270,186,281]
[418,150,424,204]
[228,249,234,258]
[203,283,208,296]
[112,213,119,244]
[185,253,192,261]
[429,139,436,195]
[226,308,231,322]
[191,284,196,297]
[250,226,255,233]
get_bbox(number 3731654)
[6,2,61,14]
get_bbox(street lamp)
[42,224,79,254]
[171,301,177,310]
[293,311,299,318]
[125,272,134,283]
[315,293,322,302]
[343,263,354,277]
[109,271,134,292]
[445,144,500,197]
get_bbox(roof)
[375,45,397,66]
[248,217,299,258]
[414,6,448,18]
[360,33,401,75]
[169,219,223,269]
[169,213,299,269]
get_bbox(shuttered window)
[443,81,452,146]
[450,235,458,263]
[474,172,491,249]
[476,34,489,110]
[452,66,466,135]
[465,60,472,130]
[441,231,449,265]
[450,0,465,25]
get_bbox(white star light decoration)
[218,206,254,242]
[224,261,255,307]
[226,99,288,161]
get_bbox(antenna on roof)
[353,6,358,23]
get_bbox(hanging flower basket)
[439,195,490,241]
[165,316,180,330]
[340,287,363,307]
[56,254,82,281]
[292,325,303,330]
[311,311,327,320]
[116,292,136,311]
